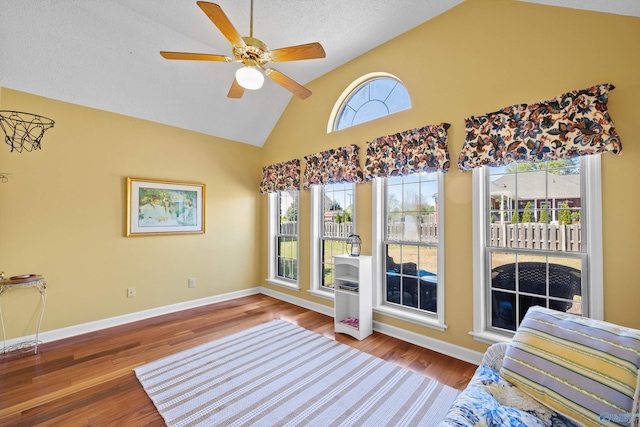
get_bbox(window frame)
[470,155,603,344]
[267,190,300,290]
[371,174,446,331]
[327,72,411,133]
[310,183,356,299]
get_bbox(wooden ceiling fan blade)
[269,42,326,62]
[197,2,246,47]
[264,68,311,99]
[227,78,245,98]
[160,51,232,62]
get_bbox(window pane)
[418,246,437,313]
[279,190,298,234]
[403,213,420,242]
[335,106,356,130]
[519,294,546,321]
[352,101,388,126]
[492,291,516,331]
[386,84,411,113]
[491,252,516,290]
[419,179,438,244]
[517,255,548,297]
[548,256,582,314]
[370,78,396,101]
[386,181,403,240]
[348,85,369,110]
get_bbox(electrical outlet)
[127,287,136,298]
[188,278,196,288]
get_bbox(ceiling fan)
[160,1,326,99]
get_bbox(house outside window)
[472,156,603,342]
[268,190,299,289]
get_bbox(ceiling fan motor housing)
[234,37,271,66]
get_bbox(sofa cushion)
[500,306,640,427]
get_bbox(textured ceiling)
[1,0,639,147]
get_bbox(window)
[328,73,410,132]
[372,172,445,330]
[268,190,299,288]
[310,183,355,297]
[472,156,603,342]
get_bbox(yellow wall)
[1,0,638,355]
[261,0,640,353]
[0,89,262,339]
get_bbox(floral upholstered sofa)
[440,307,640,427]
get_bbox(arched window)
[328,73,411,132]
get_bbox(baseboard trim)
[373,321,483,365]
[2,288,261,350]
[261,286,483,366]
[259,286,333,317]
[5,286,483,366]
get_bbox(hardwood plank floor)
[0,294,477,426]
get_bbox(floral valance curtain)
[364,123,451,180]
[458,83,622,171]
[259,159,300,194]
[302,144,364,189]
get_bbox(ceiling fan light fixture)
[235,66,264,90]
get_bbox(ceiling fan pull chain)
[250,0,254,38]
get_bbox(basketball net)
[0,110,55,153]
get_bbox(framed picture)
[126,177,205,236]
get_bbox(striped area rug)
[134,320,459,427]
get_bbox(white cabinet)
[333,254,372,340]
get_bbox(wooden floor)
[0,294,477,426]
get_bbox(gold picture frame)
[126,177,205,236]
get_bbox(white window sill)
[308,289,334,301]
[266,278,300,291]
[374,304,447,332]
[469,330,513,345]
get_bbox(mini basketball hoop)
[0,110,55,153]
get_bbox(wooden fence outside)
[387,214,438,241]
[284,218,581,252]
[279,221,354,238]
[490,222,582,252]
[323,222,354,238]
[279,221,297,235]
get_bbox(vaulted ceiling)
[1,0,638,147]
